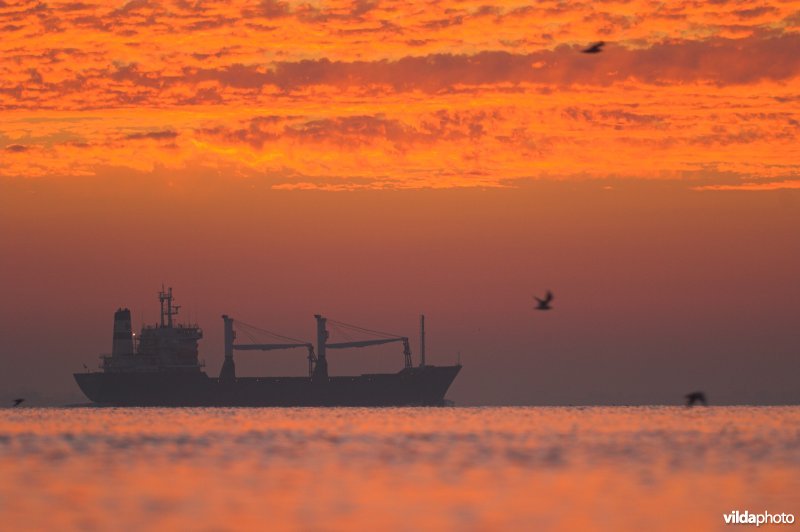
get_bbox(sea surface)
[1,407,798,531]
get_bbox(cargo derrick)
[220,315,315,380]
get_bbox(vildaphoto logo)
[723,511,795,526]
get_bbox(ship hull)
[73,365,461,407]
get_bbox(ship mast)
[314,315,329,379]
[159,286,180,328]
[420,314,426,367]
[220,315,236,380]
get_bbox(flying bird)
[581,41,605,54]
[12,398,24,407]
[533,291,554,311]
[685,391,707,407]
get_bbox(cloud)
[125,130,179,140]
[60,3,95,12]
[198,111,494,151]
[246,0,291,19]
[225,33,790,93]
[4,144,28,152]
[562,107,664,128]
[350,0,378,17]
[693,179,800,191]
[87,32,798,101]
[732,6,779,19]
[1,0,798,188]
[2,2,798,114]
[186,16,238,31]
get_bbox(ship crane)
[314,315,413,379]
[326,337,412,368]
[220,315,316,380]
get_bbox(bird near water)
[12,398,25,407]
[534,291,554,311]
[581,41,605,54]
[685,392,707,407]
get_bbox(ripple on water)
[1,406,799,530]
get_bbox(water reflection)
[1,407,798,530]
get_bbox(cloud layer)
[1,0,798,188]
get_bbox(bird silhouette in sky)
[581,41,605,54]
[12,398,25,407]
[534,291,554,311]
[685,391,707,407]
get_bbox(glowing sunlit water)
[1,407,798,530]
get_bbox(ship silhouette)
[74,288,461,406]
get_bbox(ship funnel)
[112,308,134,357]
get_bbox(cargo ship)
[74,288,461,406]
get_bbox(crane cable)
[326,318,405,340]
[233,319,310,345]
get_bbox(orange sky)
[1,1,799,405]
[1,0,799,189]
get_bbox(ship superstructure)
[102,288,203,373]
[74,288,461,406]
